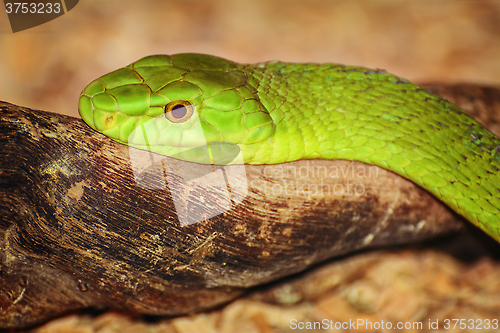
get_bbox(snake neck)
[239,61,500,240]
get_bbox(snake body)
[79,53,500,242]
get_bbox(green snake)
[78,53,500,243]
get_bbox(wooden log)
[1,83,499,329]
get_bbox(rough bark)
[1,83,499,329]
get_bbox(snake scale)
[78,53,500,243]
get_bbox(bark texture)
[1,83,499,329]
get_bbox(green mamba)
[79,53,500,242]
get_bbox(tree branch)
[1,83,499,328]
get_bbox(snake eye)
[164,101,194,123]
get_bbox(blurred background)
[2,1,500,331]
[1,0,499,117]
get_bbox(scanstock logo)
[128,112,248,227]
[4,0,79,33]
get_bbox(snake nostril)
[104,115,114,127]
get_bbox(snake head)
[78,53,275,163]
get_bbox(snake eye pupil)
[171,104,187,119]
[164,100,194,123]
